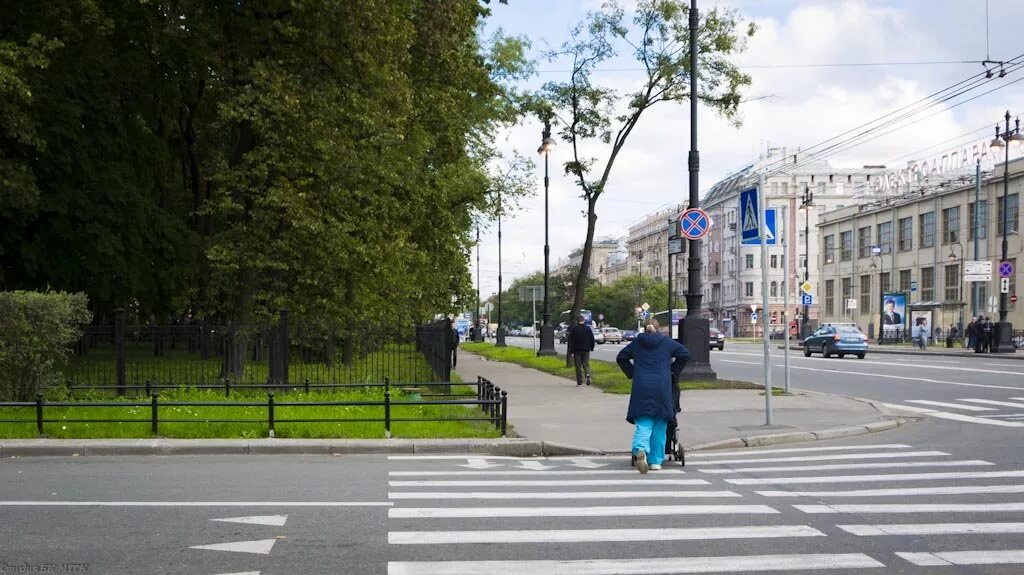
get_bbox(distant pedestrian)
[446,318,459,369]
[912,318,928,350]
[616,319,690,474]
[567,315,596,386]
[982,317,995,353]
[468,325,476,342]
[967,317,977,350]
[946,325,957,348]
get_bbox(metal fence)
[0,377,507,438]
[66,310,455,393]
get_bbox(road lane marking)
[0,501,392,506]
[721,351,1024,375]
[190,539,277,555]
[388,525,825,544]
[699,460,993,474]
[840,523,1024,536]
[905,399,997,411]
[389,470,687,476]
[211,515,287,526]
[689,444,911,457]
[882,403,1024,426]
[959,398,1024,409]
[388,505,778,518]
[727,470,1024,485]
[796,503,1024,513]
[897,550,1024,567]
[693,451,948,465]
[720,360,1024,390]
[387,554,885,574]
[388,479,707,487]
[757,484,1024,497]
[388,490,741,500]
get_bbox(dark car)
[709,327,725,350]
[803,325,868,359]
[622,329,637,341]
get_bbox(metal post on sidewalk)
[758,173,773,425]
[782,206,791,394]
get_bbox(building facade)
[626,205,687,310]
[817,157,1023,336]
[554,238,620,283]
[700,147,887,336]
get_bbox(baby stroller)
[631,375,685,467]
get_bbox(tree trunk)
[567,197,599,366]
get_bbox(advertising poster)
[911,310,933,343]
[880,293,907,337]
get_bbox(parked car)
[622,329,637,341]
[600,327,623,344]
[592,327,605,344]
[709,327,725,350]
[557,327,568,344]
[803,325,868,359]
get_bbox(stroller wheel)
[677,445,685,467]
[630,453,636,467]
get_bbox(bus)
[559,309,594,327]
[652,308,687,339]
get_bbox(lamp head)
[537,137,556,156]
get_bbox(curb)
[0,438,606,458]
[778,344,1023,359]
[684,416,913,453]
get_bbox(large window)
[1009,258,1018,310]
[744,282,754,298]
[858,226,872,258]
[944,264,960,302]
[998,193,1019,236]
[942,206,960,244]
[877,221,892,254]
[770,281,778,298]
[899,269,912,292]
[770,255,778,269]
[825,279,835,316]
[880,272,892,294]
[860,275,872,311]
[920,212,935,248]
[823,234,836,263]
[920,267,934,300]
[842,277,853,308]
[745,254,754,270]
[969,200,988,240]
[841,230,853,261]
[898,217,913,251]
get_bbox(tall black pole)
[538,119,557,356]
[801,187,813,338]
[496,188,506,346]
[994,111,1015,352]
[680,0,715,380]
[475,227,483,342]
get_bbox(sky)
[470,0,1024,302]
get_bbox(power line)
[535,60,986,74]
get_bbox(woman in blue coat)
[616,320,690,473]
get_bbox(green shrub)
[0,291,92,401]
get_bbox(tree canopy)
[0,0,530,324]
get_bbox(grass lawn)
[460,342,776,395]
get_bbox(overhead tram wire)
[751,52,1024,178]
[757,56,1024,179]
[836,124,996,181]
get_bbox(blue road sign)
[750,312,758,321]
[999,261,1015,278]
[801,294,813,306]
[680,208,712,240]
[740,188,759,242]
[911,280,918,292]
[741,208,777,246]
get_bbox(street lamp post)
[474,227,483,342]
[680,0,715,381]
[989,111,1023,353]
[948,242,964,336]
[495,188,506,347]
[537,118,557,356]
[799,187,814,339]
[635,251,644,331]
[870,247,883,340]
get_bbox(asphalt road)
[3,421,1024,574]
[502,336,1024,430]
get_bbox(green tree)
[538,0,754,337]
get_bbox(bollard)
[492,386,502,427]
[384,391,392,439]
[500,391,508,436]
[268,393,275,438]
[35,393,44,436]
[151,393,159,435]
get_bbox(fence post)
[145,379,151,397]
[224,378,231,398]
[492,386,501,425]
[384,391,392,439]
[268,393,275,438]
[35,393,44,436]
[304,378,310,394]
[115,308,126,396]
[500,390,508,437]
[476,376,483,402]
[384,376,390,398]
[279,308,290,387]
[151,393,159,435]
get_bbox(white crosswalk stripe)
[386,442,1024,574]
[905,399,997,411]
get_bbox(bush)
[0,291,92,401]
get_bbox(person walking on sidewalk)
[446,318,459,369]
[567,315,596,386]
[912,318,928,350]
[615,319,690,474]
[982,317,995,353]
[966,317,977,350]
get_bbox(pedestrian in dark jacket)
[567,315,596,386]
[983,317,995,352]
[447,318,460,369]
[616,319,690,474]
[967,318,977,350]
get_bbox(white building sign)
[964,260,993,283]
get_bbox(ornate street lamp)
[798,187,814,338]
[988,111,1024,352]
[537,118,557,356]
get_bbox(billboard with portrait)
[880,293,906,337]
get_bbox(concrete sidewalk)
[455,351,910,454]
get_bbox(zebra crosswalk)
[884,395,1024,426]
[385,442,1024,574]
